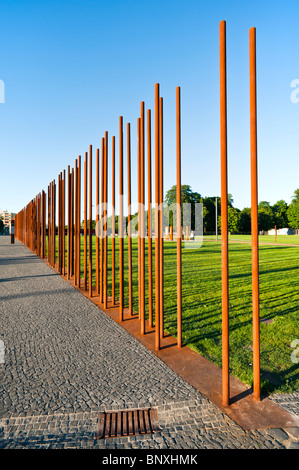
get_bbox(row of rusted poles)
[219,20,260,405]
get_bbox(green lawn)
[50,235,299,395]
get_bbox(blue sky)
[0,0,299,215]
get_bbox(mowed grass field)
[53,235,299,395]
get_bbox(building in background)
[0,210,16,233]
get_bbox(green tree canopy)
[164,185,206,229]
[218,206,241,234]
[272,200,289,229]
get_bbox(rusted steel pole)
[37,193,40,257]
[155,83,160,351]
[127,123,133,315]
[48,184,51,264]
[176,86,182,349]
[220,20,230,407]
[112,135,116,306]
[159,96,164,340]
[104,131,108,309]
[140,102,145,335]
[41,190,45,258]
[58,175,61,272]
[52,180,56,267]
[67,166,71,279]
[250,26,260,402]
[84,153,88,290]
[74,159,78,285]
[119,116,124,321]
[137,117,141,321]
[96,147,100,295]
[89,145,93,297]
[100,138,104,303]
[147,108,153,328]
[78,155,81,287]
[62,170,66,275]
[71,170,74,276]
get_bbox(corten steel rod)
[78,155,81,288]
[140,102,145,335]
[159,96,164,340]
[54,180,57,267]
[100,138,104,302]
[48,185,51,264]
[119,116,124,321]
[127,123,133,315]
[104,132,108,309]
[84,153,88,290]
[176,86,182,349]
[137,117,141,321]
[41,190,45,258]
[67,166,71,279]
[62,170,66,275]
[96,147,100,295]
[154,83,160,351]
[112,135,116,306]
[52,181,56,267]
[220,20,230,407]
[250,26,260,402]
[74,160,78,285]
[58,175,61,272]
[89,145,93,297]
[147,109,153,328]
[71,170,74,276]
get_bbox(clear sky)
[0,0,299,215]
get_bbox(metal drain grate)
[96,408,159,439]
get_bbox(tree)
[238,207,251,233]
[258,201,274,231]
[287,201,299,229]
[218,206,240,234]
[164,185,205,229]
[0,217,4,233]
[272,200,289,229]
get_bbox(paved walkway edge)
[51,264,299,432]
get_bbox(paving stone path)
[0,236,298,449]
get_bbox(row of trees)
[164,185,299,234]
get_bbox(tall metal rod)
[74,159,78,285]
[127,123,133,315]
[159,96,164,340]
[104,131,108,309]
[57,175,61,272]
[71,170,74,276]
[176,86,182,348]
[154,83,160,351]
[48,184,51,267]
[62,170,66,275]
[41,190,45,259]
[52,180,56,267]
[100,138,104,303]
[147,108,153,328]
[67,168,71,279]
[137,117,141,321]
[220,20,230,407]
[89,145,93,297]
[119,116,124,321]
[78,155,81,288]
[112,135,116,306]
[96,147,100,295]
[249,26,260,402]
[140,102,145,335]
[84,153,88,290]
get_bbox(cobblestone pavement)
[0,236,298,449]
